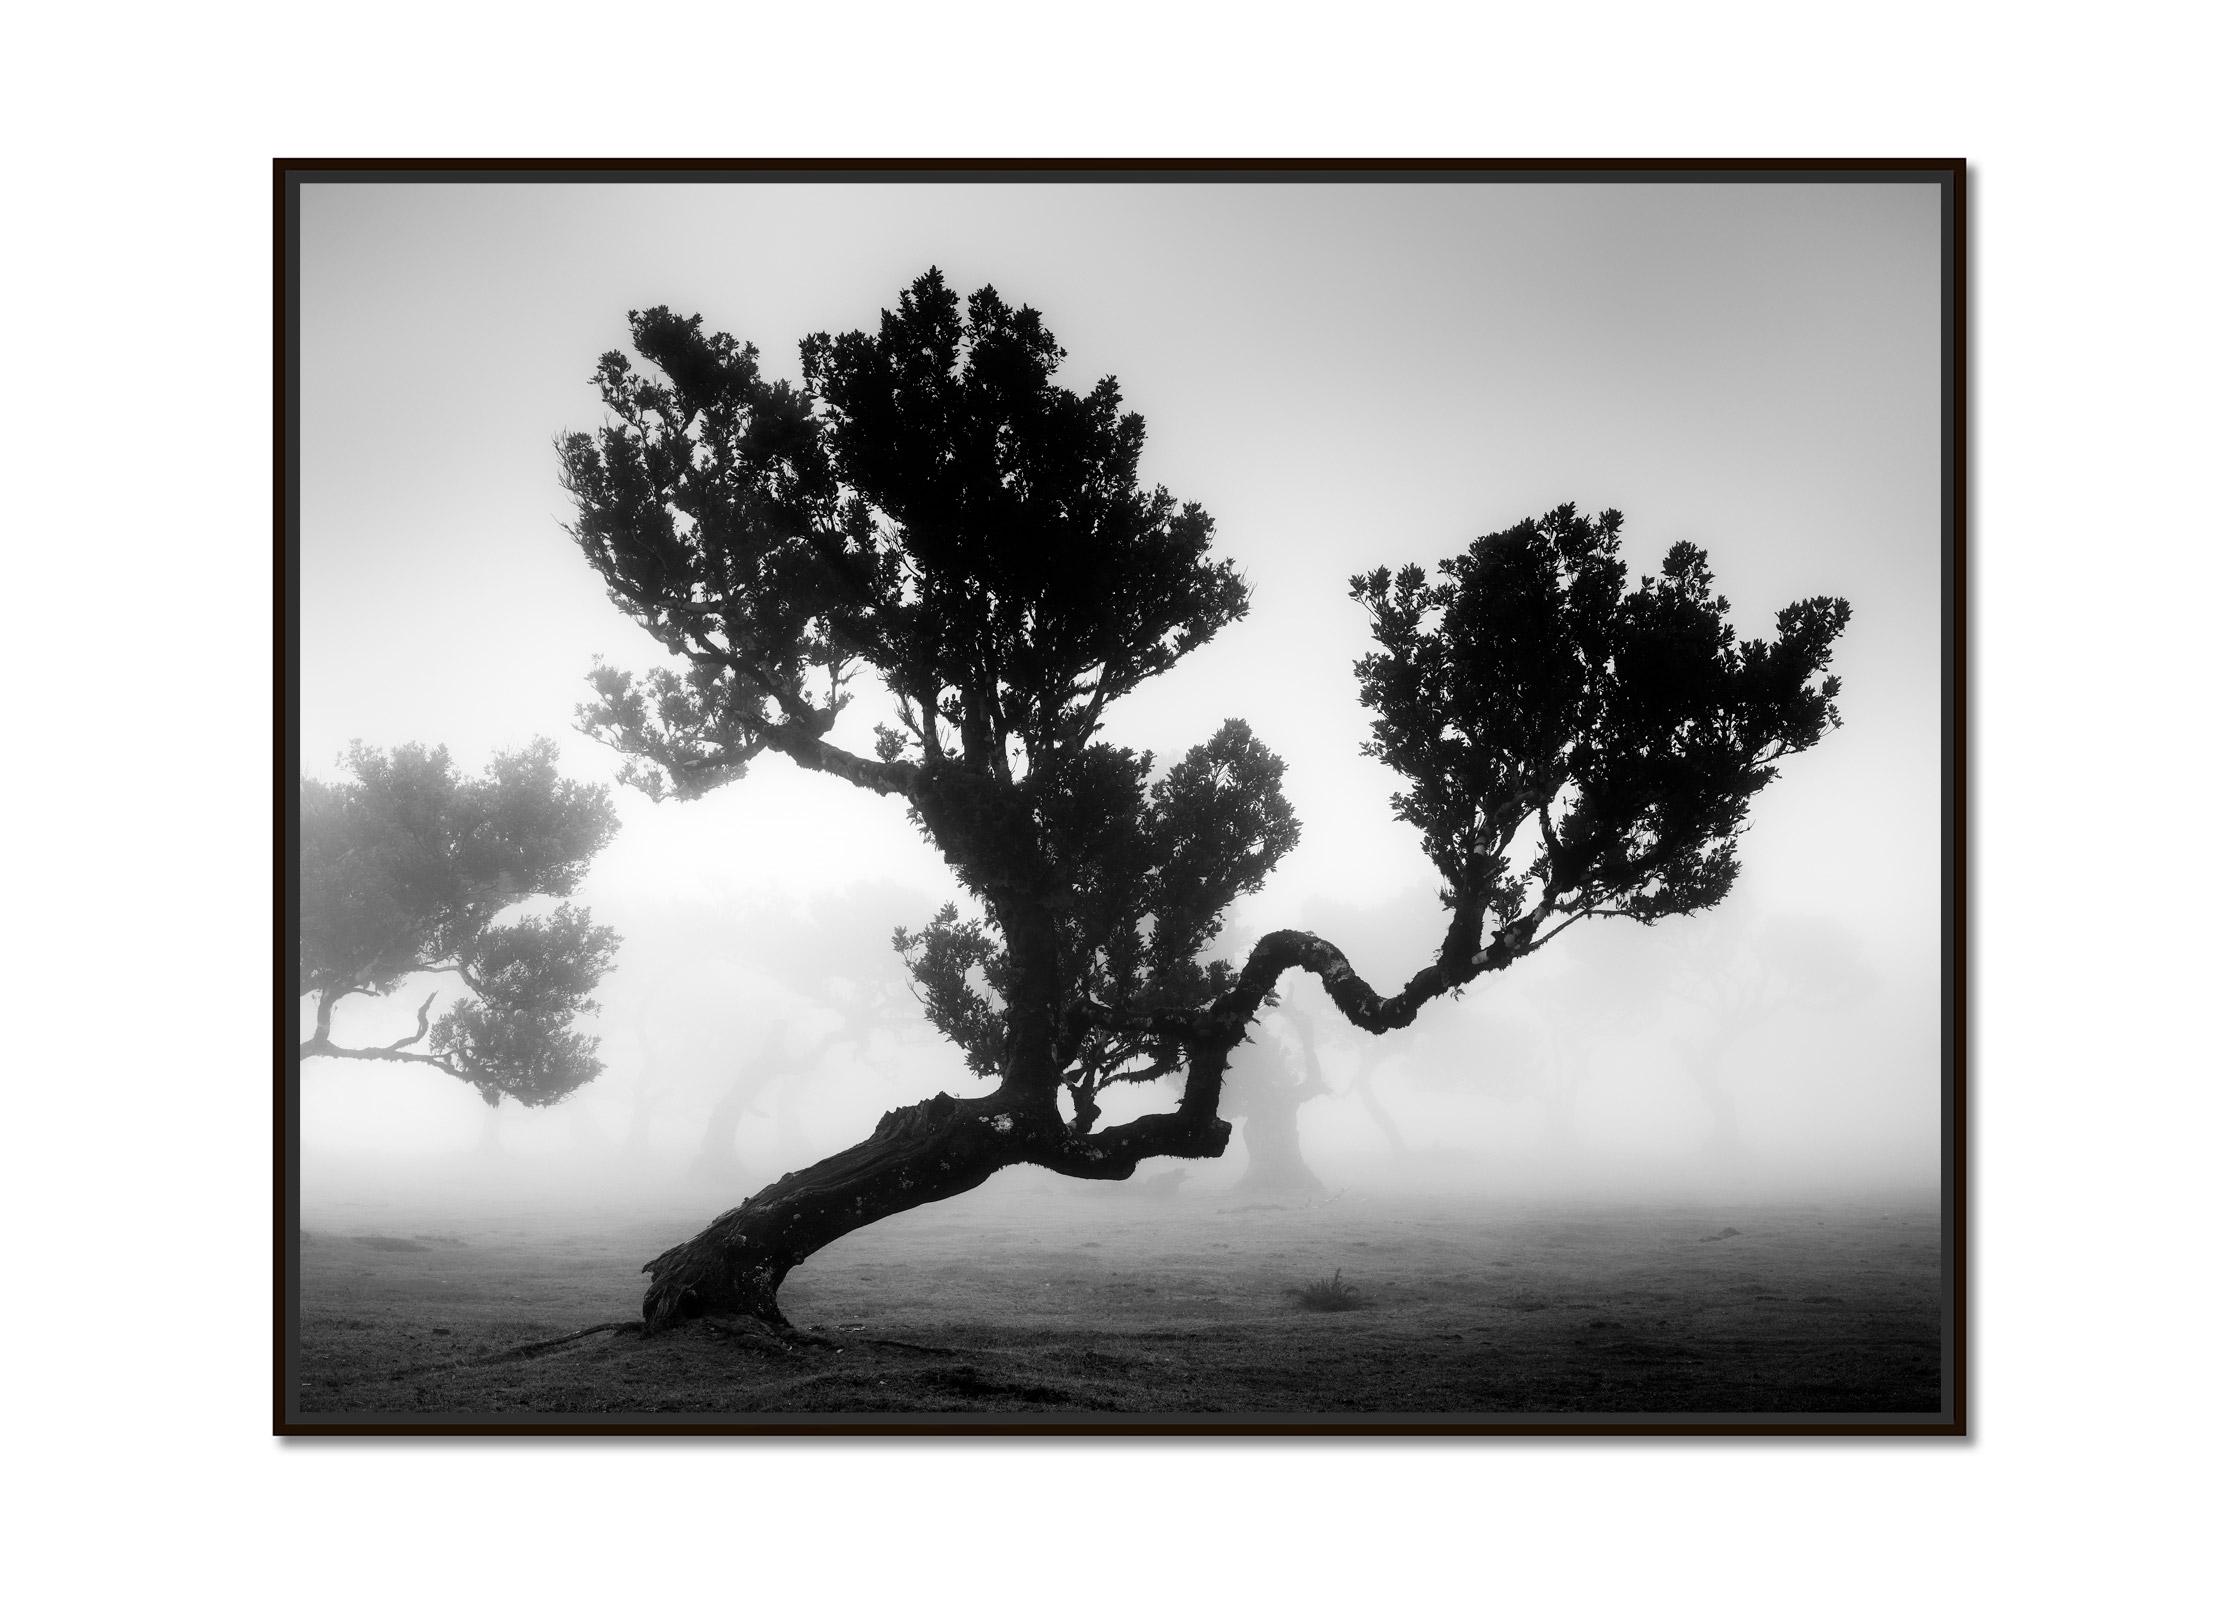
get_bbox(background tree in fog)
[1514,928,1672,1158]
[298,740,621,1109]
[556,270,1851,1330]
[614,883,926,1185]
[1659,909,1876,1161]
[1225,1007,1332,1196]
[1288,892,1545,1164]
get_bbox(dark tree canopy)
[895,717,1299,1131]
[1352,506,1851,968]
[561,270,1284,1125]
[298,740,622,1108]
[555,270,1851,1330]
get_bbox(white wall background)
[6,3,2233,1597]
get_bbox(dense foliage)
[561,272,1295,1130]
[298,740,621,1107]
[1352,506,1851,966]
[557,267,1848,1179]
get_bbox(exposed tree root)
[505,1319,646,1357]
[859,1336,981,1358]
[372,1316,980,1385]
[380,1319,641,1381]
[700,1316,851,1357]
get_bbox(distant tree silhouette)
[612,882,928,1184]
[1226,1010,1332,1196]
[298,740,620,1108]
[687,1024,788,1184]
[1662,909,1876,1161]
[1288,892,1542,1162]
[556,270,1851,1331]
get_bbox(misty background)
[296,179,1944,1209]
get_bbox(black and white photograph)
[282,164,1959,1431]
[31,0,2240,1586]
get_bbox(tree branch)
[1070,898,1564,1060]
[762,722,921,798]
[299,1041,456,1067]
[298,990,449,1066]
[384,992,438,1052]
[1037,1037,1233,1178]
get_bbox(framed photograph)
[279,160,1963,1435]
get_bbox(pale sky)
[296,176,1945,1174]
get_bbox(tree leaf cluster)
[298,740,621,1107]
[561,272,1292,1120]
[1352,505,1850,963]
[893,719,1301,1123]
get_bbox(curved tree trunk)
[639,925,1496,1334]
[643,1091,1030,1330]
[642,1077,1235,1331]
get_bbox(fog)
[296,178,1944,1235]
[302,886,1932,1227]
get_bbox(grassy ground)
[291,1174,1944,1422]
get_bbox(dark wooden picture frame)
[278,159,1964,1436]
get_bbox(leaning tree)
[298,739,622,1109]
[556,270,1850,1331]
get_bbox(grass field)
[290,1171,1945,1423]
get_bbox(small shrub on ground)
[1286,1270,1367,1312]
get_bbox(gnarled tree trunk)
[643,1092,1008,1329]
[642,1077,1235,1330]
[637,928,1499,1334]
